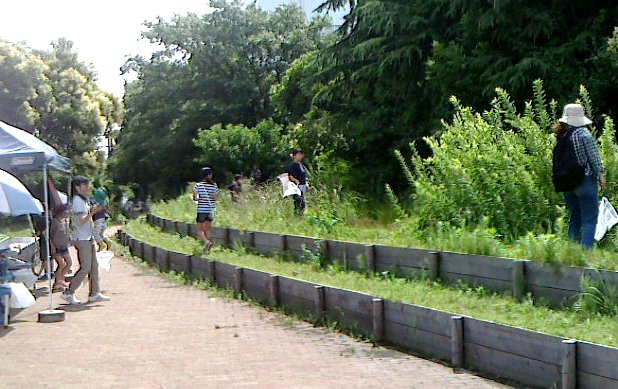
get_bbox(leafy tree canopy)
[111,0,329,199]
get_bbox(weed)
[573,272,618,316]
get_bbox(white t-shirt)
[72,195,94,241]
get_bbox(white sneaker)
[60,293,82,305]
[88,293,111,303]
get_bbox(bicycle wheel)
[30,245,45,277]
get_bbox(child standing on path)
[50,204,72,291]
[193,167,220,252]
[91,179,112,252]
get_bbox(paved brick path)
[1,252,509,388]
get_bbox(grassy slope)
[124,219,618,348]
[150,187,618,271]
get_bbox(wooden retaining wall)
[119,228,618,389]
[148,214,618,306]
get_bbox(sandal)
[52,284,66,293]
[205,240,214,253]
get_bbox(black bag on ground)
[552,126,585,192]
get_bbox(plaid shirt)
[571,127,604,176]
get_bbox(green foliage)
[194,119,288,182]
[0,38,122,175]
[405,83,615,239]
[574,272,618,317]
[282,1,618,195]
[111,1,329,199]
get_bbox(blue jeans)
[564,175,599,249]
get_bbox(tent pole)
[43,163,53,310]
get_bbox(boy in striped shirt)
[193,167,220,252]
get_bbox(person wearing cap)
[60,176,110,305]
[193,167,220,252]
[553,103,607,249]
[50,203,72,291]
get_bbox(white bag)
[96,250,114,271]
[594,196,618,241]
[278,173,301,198]
[8,282,35,308]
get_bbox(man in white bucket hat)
[555,103,606,248]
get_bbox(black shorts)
[196,212,215,223]
[55,246,70,256]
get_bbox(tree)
[0,38,123,175]
[300,1,618,196]
[111,1,329,199]
[0,39,51,130]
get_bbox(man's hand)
[600,173,608,190]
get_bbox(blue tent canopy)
[0,120,71,173]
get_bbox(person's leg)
[94,219,106,251]
[53,256,67,289]
[65,240,93,295]
[564,191,582,243]
[64,252,73,274]
[575,176,599,249]
[196,221,208,245]
[88,242,101,297]
[204,220,214,252]
[61,254,72,285]
[292,194,304,214]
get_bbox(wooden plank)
[527,284,576,304]
[440,273,512,293]
[577,341,618,380]
[440,252,514,281]
[325,240,366,261]
[278,293,315,316]
[155,247,169,271]
[163,219,175,233]
[253,231,282,248]
[228,229,252,246]
[526,262,584,292]
[375,262,426,278]
[384,320,451,362]
[464,317,562,365]
[465,342,561,389]
[383,300,451,337]
[374,245,435,269]
[190,256,210,280]
[188,224,199,239]
[168,251,191,274]
[285,235,318,254]
[278,276,318,301]
[210,226,226,242]
[324,287,373,334]
[142,243,155,263]
[242,268,272,304]
[175,221,190,237]
[578,371,618,389]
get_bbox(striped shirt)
[570,127,604,177]
[194,182,219,213]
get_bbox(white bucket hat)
[559,103,592,127]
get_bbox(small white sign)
[10,156,35,166]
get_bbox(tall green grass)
[150,184,618,271]
[124,219,618,347]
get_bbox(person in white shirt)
[60,176,111,305]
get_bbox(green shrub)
[402,81,618,241]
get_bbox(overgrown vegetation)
[150,182,618,271]
[122,219,618,347]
